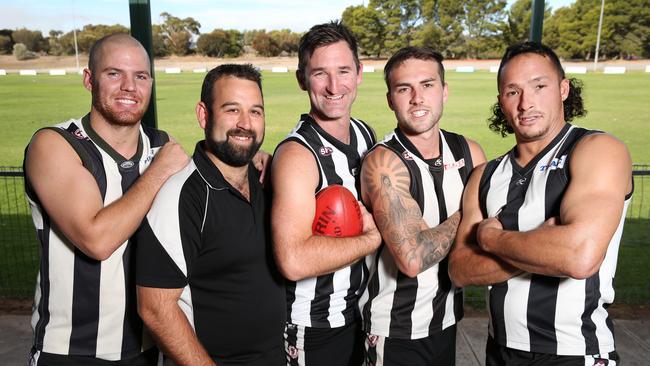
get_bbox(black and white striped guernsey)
[277,114,376,328]
[24,115,167,360]
[361,128,471,339]
[479,124,632,356]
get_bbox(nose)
[121,75,136,92]
[517,90,533,111]
[236,111,252,130]
[410,88,423,105]
[326,74,340,94]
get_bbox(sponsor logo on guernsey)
[402,151,414,160]
[120,160,135,169]
[539,155,567,172]
[319,146,333,156]
[72,128,86,140]
[144,150,155,165]
[444,158,465,170]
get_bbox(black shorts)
[284,321,364,366]
[363,324,456,366]
[486,336,620,366]
[29,347,158,366]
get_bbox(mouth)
[325,94,344,101]
[518,114,542,124]
[227,131,255,143]
[410,109,429,118]
[115,97,138,106]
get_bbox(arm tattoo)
[363,148,461,273]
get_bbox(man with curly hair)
[449,42,633,366]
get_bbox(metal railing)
[1,166,649,305]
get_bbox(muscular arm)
[138,286,216,366]
[361,146,459,278]
[477,133,633,279]
[271,142,381,281]
[25,129,188,260]
[448,163,523,287]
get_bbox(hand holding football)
[312,185,363,237]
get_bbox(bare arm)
[448,163,523,287]
[252,150,271,184]
[477,133,633,279]
[138,286,216,366]
[271,142,381,281]
[25,129,188,260]
[361,146,460,277]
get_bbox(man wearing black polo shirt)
[135,64,285,366]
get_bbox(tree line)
[2,0,648,61]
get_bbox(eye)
[136,73,150,81]
[535,84,547,90]
[107,71,119,77]
[226,108,239,113]
[423,82,434,88]
[251,109,263,116]
[396,87,409,94]
[504,90,518,97]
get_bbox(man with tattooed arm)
[359,46,485,366]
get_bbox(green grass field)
[1,70,649,165]
[1,70,649,301]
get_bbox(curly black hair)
[488,42,587,137]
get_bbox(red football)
[312,185,363,237]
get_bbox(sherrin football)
[312,184,363,237]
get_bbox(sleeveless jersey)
[479,124,632,355]
[277,114,375,328]
[362,128,472,339]
[24,115,168,360]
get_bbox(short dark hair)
[88,33,144,76]
[384,46,445,91]
[200,64,262,113]
[488,42,587,136]
[297,21,360,85]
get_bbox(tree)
[0,35,12,55]
[457,0,507,58]
[159,12,201,55]
[47,30,65,56]
[77,24,129,53]
[13,43,38,60]
[252,31,281,56]
[416,0,465,58]
[243,29,266,47]
[342,5,385,57]
[502,0,551,45]
[196,29,243,58]
[268,29,300,55]
[152,24,170,57]
[12,28,47,52]
[370,0,421,55]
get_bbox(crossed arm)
[271,141,382,281]
[361,140,486,278]
[449,133,633,286]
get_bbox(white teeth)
[117,99,136,105]
[412,110,427,117]
[326,95,343,100]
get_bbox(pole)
[594,0,605,72]
[129,0,157,129]
[529,0,545,43]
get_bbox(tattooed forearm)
[416,212,461,272]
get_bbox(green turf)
[1,70,649,301]
[1,70,649,165]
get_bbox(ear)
[296,70,307,91]
[196,101,209,130]
[82,68,93,92]
[560,78,570,101]
[442,82,449,104]
[386,91,394,111]
[356,62,363,86]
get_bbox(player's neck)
[89,109,141,159]
[310,111,351,144]
[515,120,567,166]
[404,125,441,160]
[206,151,251,201]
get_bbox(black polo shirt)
[136,142,285,365]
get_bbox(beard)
[205,117,263,167]
[91,81,148,126]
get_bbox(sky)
[0,0,576,35]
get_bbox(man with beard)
[24,33,188,365]
[271,22,381,366]
[135,64,286,366]
[449,42,633,366]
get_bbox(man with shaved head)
[24,33,188,365]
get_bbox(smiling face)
[498,53,569,143]
[387,58,448,137]
[84,40,152,127]
[199,76,265,167]
[299,40,362,124]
